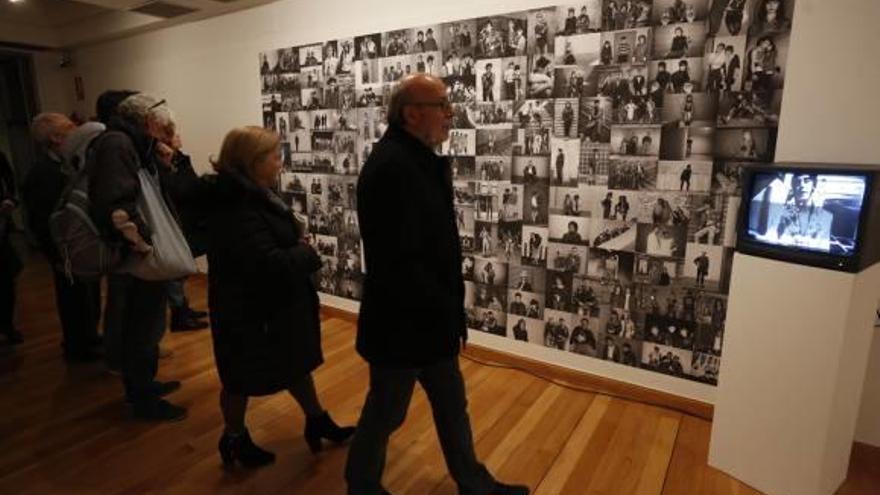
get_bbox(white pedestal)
[709,253,880,495]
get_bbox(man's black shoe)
[171,317,209,332]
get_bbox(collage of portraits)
[258,0,796,385]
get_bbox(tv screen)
[745,171,868,256]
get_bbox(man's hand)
[156,141,175,169]
[0,199,15,214]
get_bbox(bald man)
[23,113,102,361]
[348,74,528,495]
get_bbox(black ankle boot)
[303,411,356,453]
[218,430,276,468]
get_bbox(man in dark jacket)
[89,93,186,422]
[157,131,209,332]
[0,150,22,344]
[346,73,528,495]
[23,113,102,361]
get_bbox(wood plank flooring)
[1,257,878,494]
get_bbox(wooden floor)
[1,257,878,495]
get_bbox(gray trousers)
[345,358,495,495]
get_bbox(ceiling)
[0,0,282,49]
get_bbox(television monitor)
[737,164,880,272]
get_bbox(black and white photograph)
[470,102,515,127]
[607,158,658,190]
[528,8,558,56]
[474,182,501,222]
[549,186,587,216]
[681,243,726,290]
[549,215,591,245]
[635,254,680,285]
[656,160,713,192]
[653,0,711,25]
[556,3,602,35]
[451,156,477,180]
[298,43,323,67]
[528,54,556,99]
[442,129,477,156]
[611,127,661,157]
[543,310,577,350]
[703,35,747,93]
[475,58,503,102]
[500,185,525,222]
[522,183,550,225]
[476,128,513,156]
[550,137,581,186]
[599,27,652,65]
[554,99,580,138]
[475,221,500,257]
[713,127,775,161]
[474,257,509,287]
[717,89,781,127]
[649,57,704,93]
[497,220,523,259]
[579,97,613,142]
[636,222,688,258]
[641,343,693,377]
[662,93,718,127]
[602,0,653,30]
[590,218,637,251]
[579,144,611,186]
[508,263,548,293]
[355,33,383,60]
[441,20,478,58]
[507,288,545,318]
[553,64,600,99]
[476,156,512,182]
[547,244,588,276]
[554,32,601,67]
[653,22,708,59]
[512,156,550,185]
[521,225,549,266]
[691,352,720,384]
[507,316,547,344]
[473,307,508,336]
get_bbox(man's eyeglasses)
[408,100,452,111]
[149,99,167,110]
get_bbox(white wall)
[762,0,880,448]
[30,0,880,429]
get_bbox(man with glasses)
[348,73,529,495]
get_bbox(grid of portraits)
[258,0,795,386]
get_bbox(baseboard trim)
[319,304,714,421]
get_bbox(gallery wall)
[30,0,880,442]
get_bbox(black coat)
[356,125,466,368]
[159,152,210,256]
[22,150,67,261]
[207,171,323,396]
[0,151,21,277]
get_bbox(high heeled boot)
[303,411,356,453]
[218,429,276,468]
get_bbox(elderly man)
[23,113,102,362]
[347,74,528,495]
[89,93,186,421]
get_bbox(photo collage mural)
[258,0,796,385]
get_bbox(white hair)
[117,93,175,129]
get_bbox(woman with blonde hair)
[207,126,354,468]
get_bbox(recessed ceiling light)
[9,0,26,4]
